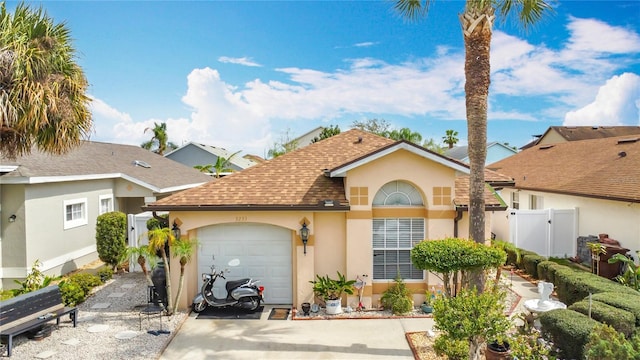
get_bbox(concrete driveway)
[159,307,435,359]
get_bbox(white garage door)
[197,223,292,304]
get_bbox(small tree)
[311,125,341,143]
[171,238,198,310]
[148,227,176,315]
[585,323,640,360]
[411,238,506,297]
[95,211,127,270]
[432,286,511,360]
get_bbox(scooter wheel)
[192,301,207,313]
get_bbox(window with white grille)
[63,198,87,229]
[372,218,425,280]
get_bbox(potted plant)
[310,271,355,315]
[421,288,436,314]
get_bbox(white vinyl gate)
[509,209,577,258]
[126,212,167,272]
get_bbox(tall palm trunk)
[160,250,174,315]
[173,259,187,312]
[460,5,494,293]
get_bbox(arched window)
[372,181,423,206]
[372,181,425,281]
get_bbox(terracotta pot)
[485,341,510,360]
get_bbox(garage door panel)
[197,223,292,304]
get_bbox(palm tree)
[442,129,459,149]
[171,238,198,311]
[194,164,214,174]
[386,127,423,144]
[0,3,92,159]
[147,227,176,315]
[213,150,241,178]
[394,0,552,292]
[141,122,176,155]
[121,245,155,286]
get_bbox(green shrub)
[59,281,85,306]
[515,249,537,270]
[585,323,640,360]
[96,211,127,268]
[537,260,557,282]
[433,336,467,360]
[523,254,546,279]
[591,292,640,327]
[67,272,102,296]
[553,265,639,306]
[380,275,413,315]
[0,289,14,301]
[96,267,113,283]
[539,308,599,360]
[11,260,59,296]
[146,214,168,230]
[569,299,636,338]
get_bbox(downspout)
[453,209,464,238]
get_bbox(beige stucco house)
[146,129,511,309]
[0,141,212,288]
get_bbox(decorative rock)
[115,330,138,340]
[90,302,111,309]
[87,324,109,333]
[61,338,81,346]
[35,350,57,359]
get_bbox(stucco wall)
[1,184,27,287]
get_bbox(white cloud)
[354,41,377,48]
[564,73,640,126]
[91,16,639,155]
[218,56,262,67]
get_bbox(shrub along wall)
[553,265,640,306]
[537,260,563,283]
[522,254,546,279]
[591,292,640,327]
[568,299,636,338]
[539,308,600,360]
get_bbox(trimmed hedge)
[523,254,546,279]
[537,260,560,282]
[505,247,519,266]
[539,309,600,360]
[569,299,636,338]
[515,249,537,270]
[553,265,640,306]
[591,292,640,327]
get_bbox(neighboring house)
[145,129,512,309]
[0,141,212,288]
[288,126,324,150]
[164,142,258,174]
[444,142,518,164]
[520,125,640,150]
[489,135,640,261]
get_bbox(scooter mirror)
[228,258,240,267]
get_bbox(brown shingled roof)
[147,129,511,211]
[488,135,640,202]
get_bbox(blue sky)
[13,1,640,157]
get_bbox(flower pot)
[420,303,433,314]
[485,341,510,360]
[325,299,342,315]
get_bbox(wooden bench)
[0,285,78,357]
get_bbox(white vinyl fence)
[509,208,577,258]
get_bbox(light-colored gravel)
[2,272,187,360]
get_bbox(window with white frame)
[373,218,425,280]
[372,180,425,281]
[64,198,88,229]
[529,195,543,210]
[511,192,520,210]
[99,194,114,215]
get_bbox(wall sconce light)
[300,222,309,255]
[9,214,16,223]
[172,221,181,240]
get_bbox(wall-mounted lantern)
[300,222,309,255]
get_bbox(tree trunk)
[460,5,494,292]
[173,262,186,312]
[161,251,174,315]
[469,338,482,360]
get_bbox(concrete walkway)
[160,274,541,360]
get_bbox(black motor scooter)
[192,257,264,313]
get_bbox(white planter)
[325,299,342,315]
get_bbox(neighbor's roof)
[164,142,258,169]
[1,141,212,193]
[521,126,640,150]
[147,129,511,211]
[488,135,640,203]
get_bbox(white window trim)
[99,194,114,215]
[372,218,425,282]
[64,198,88,230]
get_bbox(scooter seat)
[226,278,250,292]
